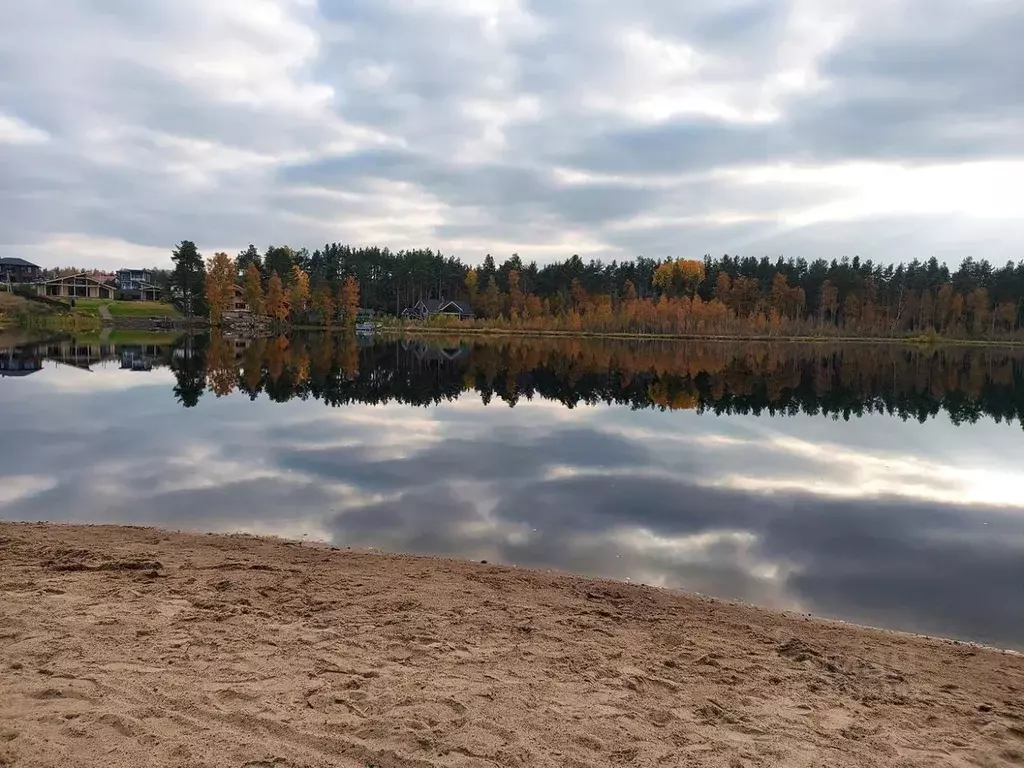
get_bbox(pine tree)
[171,240,206,317]
[236,244,262,282]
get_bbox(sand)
[1,523,1022,768]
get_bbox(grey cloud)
[3,0,1024,265]
[275,425,651,491]
[325,468,1024,649]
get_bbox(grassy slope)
[72,299,181,318]
[0,292,64,329]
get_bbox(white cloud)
[0,114,49,145]
[0,475,57,507]
[1,0,1023,266]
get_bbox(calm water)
[3,333,1024,649]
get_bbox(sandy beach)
[1,523,1022,767]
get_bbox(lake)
[2,332,1024,649]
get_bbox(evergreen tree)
[171,240,207,317]
[236,244,262,282]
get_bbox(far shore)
[2,522,1022,767]
[371,323,1024,348]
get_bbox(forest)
[165,242,1024,339]
[163,333,1024,427]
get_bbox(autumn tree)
[507,269,524,320]
[967,288,991,335]
[996,301,1018,333]
[290,264,310,317]
[265,271,288,322]
[313,285,335,326]
[243,263,263,315]
[819,280,840,324]
[480,275,502,319]
[653,259,705,297]
[204,251,236,325]
[936,284,955,331]
[714,273,732,307]
[339,274,360,325]
[465,268,479,308]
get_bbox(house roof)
[0,257,39,268]
[35,272,113,286]
[440,299,473,314]
[414,298,474,314]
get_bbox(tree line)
[167,333,1024,426]
[162,241,1024,338]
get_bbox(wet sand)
[1,522,1022,767]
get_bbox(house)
[116,268,153,290]
[0,346,43,377]
[231,284,250,312]
[0,257,42,284]
[40,340,117,370]
[401,298,474,320]
[116,269,161,301]
[33,273,115,300]
[122,282,163,302]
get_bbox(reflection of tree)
[240,339,265,400]
[170,335,208,408]
[310,335,333,388]
[266,335,289,383]
[337,332,359,380]
[169,333,1024,427]
[206,331,238,397]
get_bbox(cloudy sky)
[2,0,1023,270]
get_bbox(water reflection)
[186,334,1024,426]
[2,332,1024,649]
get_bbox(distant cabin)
[116,268,153,291]
[0,257,42,284]
[231,284,250,312]
[401,298,474,320]
[34,273,115,300]
[115,269,162,301]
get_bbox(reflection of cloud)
[3,360,1024,649]
[603,416,1024,508]
[31,363,176,392]
[0,475,57,507]
[324,468,1024,648]
[276,425,651,492]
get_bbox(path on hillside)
[97,303,112,323]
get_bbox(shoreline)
[374,325,1024,348]
[2,522,1023,767]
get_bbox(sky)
[1,0,1023,271]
